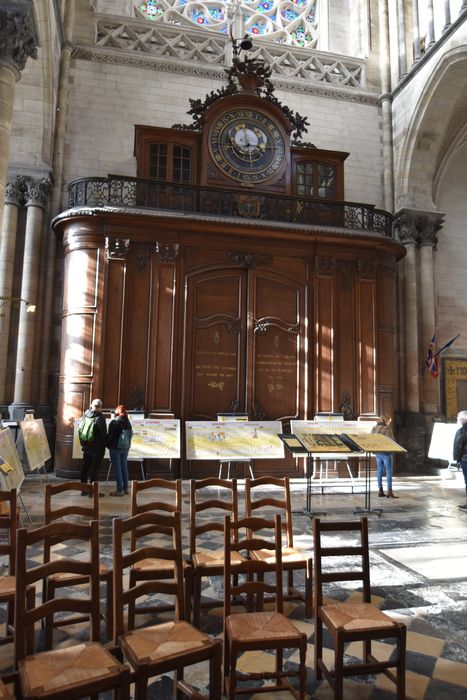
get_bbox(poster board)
[19,418,51,471]
[428,422,458,462]
[0,428,25,491]
[72,418,181,460]
[186,421,284,460]
[290,433,353,453]
[345,433,407,453]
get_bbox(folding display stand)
[303,452,327,518]
[354,451,383,517]
[218,459,254,480]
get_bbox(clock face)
[208,109,286,183]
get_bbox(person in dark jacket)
[453,410,467,510]
[79,398,107,495]
[107,404,132,496]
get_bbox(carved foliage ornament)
[394,210,444,249]
[225,250,271,268]
[155,242,180,263]
[4,175,52,209]
[106,238,130,260]
[315,256,335,278]
[0,0,39,73]
[358,260,377,280]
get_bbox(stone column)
[379,0,394,211]
[426,0,435,47]
[443,0,452,31]
[412,0,422,64]
[394,211,425,471]
[0,178,24,414]
[418,212,444,415]
[396,0,408,78]
[9,177,52,420]
[0,0,38,234]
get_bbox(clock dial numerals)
[209,109,286,183]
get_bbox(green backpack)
[78,415,96,443]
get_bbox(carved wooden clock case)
[200,94,293,193]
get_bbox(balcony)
[68,175,393,237]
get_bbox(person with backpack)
[107,404,132,496]
[78,398,107,495]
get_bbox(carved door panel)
[184,264,305,430]
[249,270,303,422]
[184,270,247,420]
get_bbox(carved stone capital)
[394,208,444,248]
[23,176,53,209]
[106,237,130,260]
[4,178,24,206]
[155,242,179,263]
[0,0,39,75]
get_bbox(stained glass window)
[136,0,318,48]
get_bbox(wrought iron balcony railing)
[68,175,393,237]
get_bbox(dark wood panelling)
[337,261,356,416]
[102,260,125,409]
[148,264,177,414]
[358,279,377,415]
[120,244,153,410]
[314,259,335,412]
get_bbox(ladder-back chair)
[43,480,113,641]
[129,478,192,624]
[113,510,222,700]
[313,517,406,700]
[190,477,244,628]
[14,519,130,700]
[0,489,18,647]
[223,513,307,699]
[245,476,312,617]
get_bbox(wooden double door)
[183,263,307,438]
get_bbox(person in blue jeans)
[453,410,467,510]
[372,414,398,498]
[107,404,132,496]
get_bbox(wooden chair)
[43,480,113,641]
[223,513,307,699]
[245,476,312,617]
[0,489,18,647]
[190,477,244,628]
[129,478,192,625]
[313,517,406,700]
[113,510,222,700]
[14,519,131,700]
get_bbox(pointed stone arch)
[395,46,467,212]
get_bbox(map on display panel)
[185,421,284,460]
[72,418,180,460]
[0,428,25,491]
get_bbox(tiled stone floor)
[3,468,467,699]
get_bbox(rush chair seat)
[43,480,113,641]
[223,513,307,700]
[0,489,19,647]
[129,478,192,625]
[113,510,222,700]
[245,476,312,617]
[14,519,130,700]
[190,477,245,628]
[312,517,406,700]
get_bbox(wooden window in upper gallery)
[296,161,336,199]
[148,143,192,183]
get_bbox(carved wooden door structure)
[183,264,306,431]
